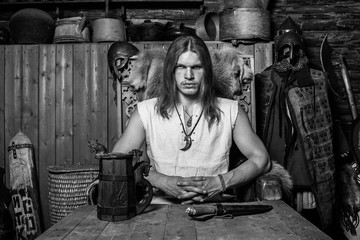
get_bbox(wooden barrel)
[92,18,126,43]
[96,153,137,222]
[53,17,90,43]
[219,8,271,43]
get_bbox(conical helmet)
[107,41,139,81]
[275,17,304,53]
[274,17,305,64]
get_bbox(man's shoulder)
[137,98,158,114]
[217,97,238,105]
[138,97,158,106]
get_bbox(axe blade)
[320,34,341,93]
[320,35,332,72]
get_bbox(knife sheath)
[186,203,273,221]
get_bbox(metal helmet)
[275,17,304,63]
[107,41,139,80]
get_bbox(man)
[113,34,270,204]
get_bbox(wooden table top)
[36,201,332,240]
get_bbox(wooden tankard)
[96,150,153,221]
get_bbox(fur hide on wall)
[126,46,253,101]
[210,45,253,98]
[127,48,166,101]
[125,46,293,199]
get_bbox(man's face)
[175,51,204,98]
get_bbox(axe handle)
[340,57,358,120]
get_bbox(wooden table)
[36,201,332,240]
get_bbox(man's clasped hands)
[159,175,224,204]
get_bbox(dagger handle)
[186,205,217,216]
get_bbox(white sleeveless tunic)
[138,97,238,177]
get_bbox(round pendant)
[186,116,192,127]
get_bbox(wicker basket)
[48,165,98,225]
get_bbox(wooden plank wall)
[0,42,272,230]
[0,43,119,230]
[0,46,4,171]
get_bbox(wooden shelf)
[0,0,203,5]
[0,0,204,12]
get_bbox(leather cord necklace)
[183,106,193,127]
[174,104,204,151]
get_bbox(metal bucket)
[53,16,90,43]
[195,12,219,41]
[92,18,126,43]
[219,8,271,43]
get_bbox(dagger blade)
[186,203,273,218]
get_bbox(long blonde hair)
[156,34,221,127]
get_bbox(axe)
[320,34,357,119]
[321,35,360,236]
[321,35,360,165]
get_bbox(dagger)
[186,203,273,221]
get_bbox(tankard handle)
[133,161,153,214]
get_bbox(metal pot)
[92,18,126,43]
[165,22,196,41]
[9,8,55,44]
[126,20,167,41]
[195,12,219,41]
[220,8,271,43]
[223,0,270,9]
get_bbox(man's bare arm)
[112,108,146,153]
[179,103,270,203]
[223,103,271,189]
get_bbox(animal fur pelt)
[263,160,294,198]
[126,48,166,100]
[210,45,253,98]
[233,160,293,202]
[336,153,360,236]
[126,46,253,100]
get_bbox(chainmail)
[274,51,309,72]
